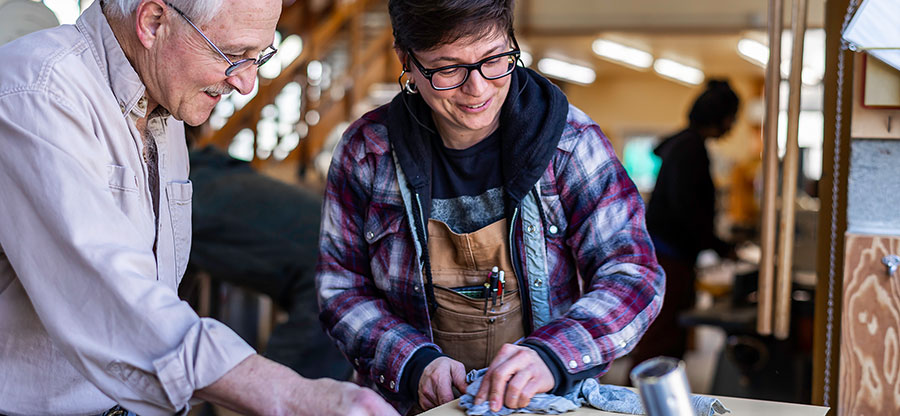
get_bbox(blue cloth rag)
[459,369,730,416]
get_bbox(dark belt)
[100,405,135,416]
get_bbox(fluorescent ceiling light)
[279,35,304,68]
[592,39,653,69]
[738,30,825,86]
[653,59,704,85]
[519,50,533,67]
[537,58,596,85]
[737,38,769,67]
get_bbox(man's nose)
[227,65,258,95]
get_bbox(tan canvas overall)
[427,218,525,371]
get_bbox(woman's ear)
[394,48,409,71]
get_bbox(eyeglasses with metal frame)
[165,2,277,77]
[406,36,521,91]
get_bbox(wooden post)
[758,0,784,336]
[774,0,809,340]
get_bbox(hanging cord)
[410,193,438,313]
[397,68,439,136]
[530,186,549,234]
[823,0,859,406]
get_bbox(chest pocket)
[107,165,138,194]
[364,205,406,292]
[106,164,142,213]
[166,180,193,282]
[539,192,568,242]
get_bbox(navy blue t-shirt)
[430,130,504,233]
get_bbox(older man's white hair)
[103,0,224,25]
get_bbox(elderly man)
[0,0,398,415]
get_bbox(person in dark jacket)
[630,79,740,366]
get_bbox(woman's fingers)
[503,370,533,409]
[474,344,517,404]
[474,344,557,412]
[419,356,467,410]
[450,359,468,393]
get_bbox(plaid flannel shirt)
[317,103,664,406]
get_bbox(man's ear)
[134,0,168,49]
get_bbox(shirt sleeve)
[0,91,255,415]
[524,123,665,381]
[316,119,437,404]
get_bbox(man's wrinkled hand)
[305,378,400,416]
[474,344,555,412]
[417,356,468,410]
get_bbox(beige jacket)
[0,3,253,415]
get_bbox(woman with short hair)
[316,0,664,413]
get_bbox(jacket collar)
[76,1,151,119]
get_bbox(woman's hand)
[474,344,555,412]
[418,356,468,410]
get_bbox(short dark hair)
[688,79,740,129]
[389,0,515,53]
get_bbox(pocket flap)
[166,180,193,203]
[364,207,404,243]
[106,165,138,192]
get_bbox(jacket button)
[414,285,420,292]
[527,224,535,233]
[568,360,578,369]
[379,375,385,383]
[582,355,591,364]
[534,279,543,288]
[366,231,375,240]
[390,380,396,389]
[549,225,559,234]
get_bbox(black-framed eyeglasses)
[407,37,521,91]
[166,2,277,77]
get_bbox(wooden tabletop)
[421,391,829,415]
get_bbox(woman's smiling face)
[402,30,515,147]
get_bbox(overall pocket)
[431,285,523,370]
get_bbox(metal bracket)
[883,255,900,276]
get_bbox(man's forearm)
[196,354,298,414]
[196,354,400,416]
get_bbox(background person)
[630,79,740,368]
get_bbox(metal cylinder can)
[630,357,694,416]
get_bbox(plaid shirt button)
[568,360,578,369]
